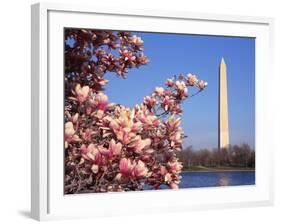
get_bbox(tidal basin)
[145,171,255,190]
[179,171,255,188]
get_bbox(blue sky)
[103,32,255,150]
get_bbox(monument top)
[220,57,226,67]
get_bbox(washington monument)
[218,57,229,150]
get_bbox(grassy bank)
[182,165,255,172]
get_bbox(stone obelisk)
[218,57,229,150]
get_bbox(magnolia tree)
[64,29,207,194]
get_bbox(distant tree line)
[177,143,255,169]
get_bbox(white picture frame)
[31,2,274,221]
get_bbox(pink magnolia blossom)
[198,80,208,89]
[119,48,136,63]
[68,113,79,123]
[136,108,160,127]
[91,93,109,111]
[109,107,142,144]
[81,128,93,141]
[119,158,134,176]
[175,80,186,92]
[64,29,207,193]
[165,78,174,87]
[168,160,183,174]
[116,64,128,77]
[151,130,164,143]
[154,86,165,96]
[110,119,136,144]
[186,73,198,86]
[132,160,149,178]
[170,130,183,147]
[164,173,173,183]
[136,54,149,65]
[166,116,181,131]
[175,80,188,98]
[108,139,122,157]
[161,96,174,111]
[131,121,142,132]
[80,144,104,166]
[75,84,89,103]
[171,104,183,114]
[80,143,99,161]
[93,76,109,86]
[130,35,144,48]
[128,136,151,154]
[143,95,156,108]
[64,122,80,148]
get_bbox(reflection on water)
[218,174,230,186]
[178,171,255,189]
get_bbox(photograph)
[64,28,255,194]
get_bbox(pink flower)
[164,173,172,183]
[65,121,75,137]
[132,160,149,177]
[143,96,156,108]
[166,116,181,131]
[116,64,128,77]
[137,112,160,127]
[100,53,116,67]
[64,122,80,148]
[171,105,183,114]
[186,73,198,86]
[168,160,183,174]
[70,113,79,123]
[170,131,182,147]
[130,35,144,48]
[136,54,149,65]
[109,107,139,144]
[91,93,109,111]
[165,78,174,87]
[175,80,188,99]
[128,136,151,154]
[93,76,109,86]
[154,87,165,96]
[80,144,104,166]
[119,48,136,62]
[80,143,99,161]
[119,158,134,176]
[175,81,186,92]
[131,121,142,132]
[114,127,136,144]
[94,152,103,165]
[151,130,164,143]
[198,80,208,89]
[161,96,174,111]
[108,139,122,157]
[81,128,93,141]
[75,84,89,103]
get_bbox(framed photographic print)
[31,2,274,221]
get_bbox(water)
[144,171,255,190]
[179,171,255,188]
